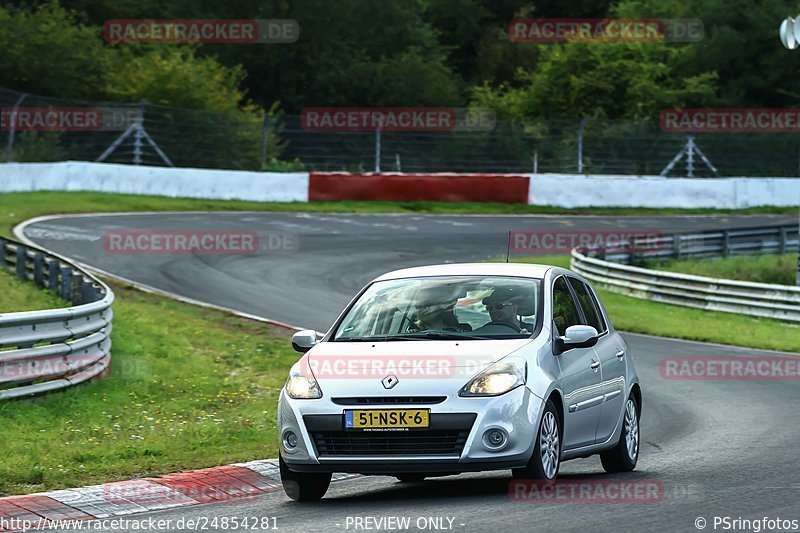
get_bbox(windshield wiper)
[335,335,426,342]
[399,332,495,340]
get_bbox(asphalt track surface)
[20,212,800,533]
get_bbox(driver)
[482,287,533,333]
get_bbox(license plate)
[345,409,429,430]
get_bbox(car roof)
[372,262,555,282]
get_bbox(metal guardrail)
[0,237,114,400]
[571,224,800,322]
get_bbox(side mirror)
[291,329,318,353]
[553,325,599,355]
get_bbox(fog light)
[283,431,298,450]
[483,428,507,449]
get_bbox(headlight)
[285,359,322,399]
[459,357,526,397]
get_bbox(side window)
[568,278,605,333]
[552,277,582,336]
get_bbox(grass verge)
[647,254,798,286]
[503,254,800,353]
[0,191,796,238]
[0,267,65,313]
[0,281,297,496]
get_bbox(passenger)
[409,287,472,332]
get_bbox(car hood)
[305,338,532,397]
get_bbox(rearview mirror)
[553,325,599,355]
[291,329,318,353]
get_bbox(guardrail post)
[673,235,682,260]
[48,260,59,292]
[722,230,730,258]
[61,267,73,301]
[81,281,96,304]
[627,237,637,265]
[15,246,27,280]
[33,253,44,287]
[72,273,84,304]
[0,238,7,268]
[779,227,788,254]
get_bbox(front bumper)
[278,385,544,474]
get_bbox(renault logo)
[382,374,399,389]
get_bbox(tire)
[514,400,561,480]
[395,474,426,483]
[600,395,640,473]
[279,456,332,501]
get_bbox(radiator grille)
[312,430,469,456]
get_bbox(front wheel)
[600,395,639,473]
[513,400,561,480]
[279,456,332,501]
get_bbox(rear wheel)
[513,400,561,480]
[600,395,639,473]
[279,456,332,501]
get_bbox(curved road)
[20,212,800,533]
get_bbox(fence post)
[261,115,270,169]
[132,103,144,165]
[374,127,381,172]
[673,234,682,260]
[577,118,587,174]
[533,149,539,174]
[6,92,28,162]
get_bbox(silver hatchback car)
[278,263,641,500]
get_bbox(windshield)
[333,276,540,341]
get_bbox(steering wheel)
[483,321,521,332]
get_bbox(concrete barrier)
[0,161,309,202]
[1,162,798,208]
[309,172,529,203]
[526,173,800,209]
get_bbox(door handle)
[590,359,600,370]
[616,350,625,359]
